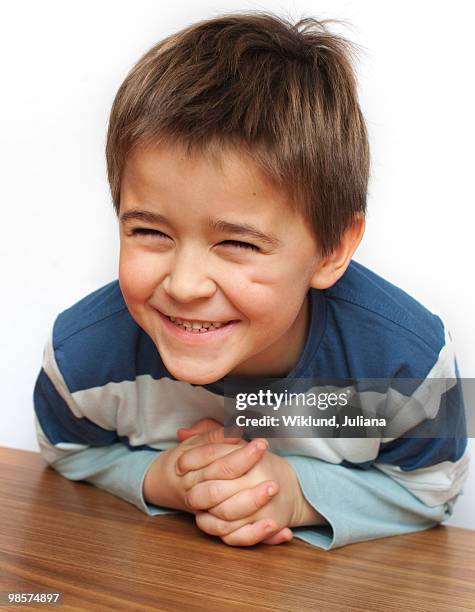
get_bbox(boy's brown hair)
[106,12,369,256]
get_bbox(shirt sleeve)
[285,448,468,550]
[285,348,470,550]
[33,333,176,517]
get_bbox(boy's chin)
[165,362,229,385]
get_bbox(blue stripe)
[53,308,170,393]
[328,261,446,354]
[118,436,159,452]
[53,281,126,346]
[379,436,467,471]
[33,368,119,446]
[378,382,467,470]
[341,459,375,470]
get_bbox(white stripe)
[43,329,86,420]
[55,442,89,451]
[71,376,225,449]
[268,437,381,465]
[381,324,457,440]
[375,446,470,506]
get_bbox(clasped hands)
[143,418,322,546]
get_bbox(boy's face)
[118,142,322,384]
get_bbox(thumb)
[177,418,222,442]
[179,421,243,447]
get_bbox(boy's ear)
[310,214,365,290]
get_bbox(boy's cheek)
[120,247,148,275]
[119,256,163,298]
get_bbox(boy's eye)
[131,228,170,239]
[220,240,259,251]
[129,229,258,252]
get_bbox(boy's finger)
[195,510,249,537]
[201,438,268,481]
[176,418,222,442]
[195,512,290,545]
[262,528,293,545]
[180,425,242,448]
[221,519,281,547]
[177,429,201,442]
[177,443,246,477]
[185,478,242,510]
[206,481,278,520]
[185,477,276,512]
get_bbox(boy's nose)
[162,249,216,303]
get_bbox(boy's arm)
[285,374,469,550]
[33,335,172,517]
[285,442,468,550]
[34,360,247,517]
[178,429,468,549]
[35,327,260,523]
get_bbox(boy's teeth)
[168,315,229,330]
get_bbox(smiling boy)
[34,13,468,549]
[119,142,361,384]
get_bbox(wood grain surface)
[0,447,474,612]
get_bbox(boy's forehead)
[125,141,264,182]
[121,141,290,214]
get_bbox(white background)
[0,0,473,529]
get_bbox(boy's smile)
[118,141,323,384]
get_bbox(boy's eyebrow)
[208,218,282,248]
[120,209,169,226]
[120,209,282,248]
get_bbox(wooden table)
[1,448,474,612]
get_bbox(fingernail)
[284,529,293,540]
[267,486,276,496]
[265,523,274,533]
[256,440,268,451]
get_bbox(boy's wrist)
[291,496,326,528]
[285,460,327,528]
[143,450,186,511]
[143,452,165,505]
